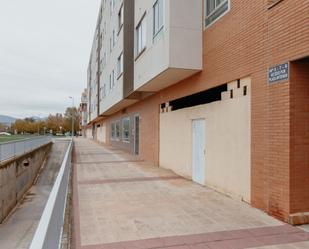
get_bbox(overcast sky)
[0,0,100,118]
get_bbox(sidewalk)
[72,138,309,249]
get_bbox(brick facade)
[290,60,309,215]
[89,0,309,223]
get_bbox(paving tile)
[189,243,211,249]
[163,246,191,249]
[73,138,309,249]
[227,237,261,248]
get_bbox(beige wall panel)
[97,124,107,143]
[160,88,251,202]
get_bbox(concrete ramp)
[0,139,69,249]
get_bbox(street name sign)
[268,62,289,84]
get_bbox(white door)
[192,119,205,185]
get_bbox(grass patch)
[0,135,35,144]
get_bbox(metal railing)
[0,136,52,162]
[29,139,73,249]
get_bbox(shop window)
[111,122,116,140]
[122,117,130,143]
[115,121,120,140]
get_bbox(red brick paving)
[78,176,183,185]
[79,225,309,249]
[75,160,145,165]
[72,145,82,249]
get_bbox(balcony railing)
[29,139,73,249]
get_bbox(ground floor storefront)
[84,58,309,224]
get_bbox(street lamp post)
[69,96,74,138]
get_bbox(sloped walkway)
[0,139,69,249]
[72,138,309,249]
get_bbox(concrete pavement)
[0,139,69,249]
[72,138,309,249]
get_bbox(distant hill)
[30,116,47,121]
[0,115,47,126]
[0,115,17,125]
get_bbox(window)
[111,122,116,140]
[99,86,103,101]
[101,84,106,98]
[112,70,115,87]
[205,0,229,27]
[110,0,115,15]
[118,4,124,33]
[122,117,130,142]
[100,59,103,73]
[115,121,120,140]
[117,52,123,77]
[110,37,112,52]
[112,29,116,47]
[153,0,164,37]
[109,73,112,90]
[109,70,115,91]
[136,14,147,56]
[111,121,120,140]
[102,52,107,69]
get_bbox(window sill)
[135,47,147,61]
[122,140,130,144]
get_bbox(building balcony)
[133,0,203,93]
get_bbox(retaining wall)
[0,142,52,223]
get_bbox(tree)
[46,114,65,135]
[9,106,80,135]
[0,122,6,132]
[64,107,80,134]
[12,119,28,134]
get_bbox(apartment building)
[84,0,309,224]
[79,89,88,136]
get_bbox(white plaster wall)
[89,24,100,121]
[169,0,203,69]
[100,0,125,114]
[134,0,170,90]
[134,0,202,90]
[87,0,125,118]
[160,80,251,202]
